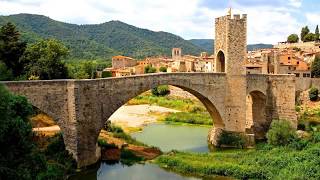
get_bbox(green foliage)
[159,66,167,72]
[304,33,316,42]
[120,149,144,166]
[164,112,212,125]
[311,56,320,78]
[101,71,112,78]
[151,85,170,96]
[0,61,13,80]
[156,139,320,179]
[0,14,204,59]
[21,39,69,80]
[287,34,299,43]
[309,87,319,101]
[301,26,310,42]
[0,22,27,77]
[67,60,98,79]
[128,94,206,112]
[144,65,157,73]
[266,120,297,146]
[97,139,117,149]
[217,131,246,148]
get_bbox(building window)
[303,73,307,77]
[295,73,300,77]
[288,57,291,60]
[307,73,311,77]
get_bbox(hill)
[188,39,273,53]
[0,14,205,59]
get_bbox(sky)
[0,0,319,44]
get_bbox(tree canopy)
[287,34,299,43]
[315,25,319,41]
[301,26,310,42]
[0,22,26,78]
[311,56,320,78]
[21,39,69,80]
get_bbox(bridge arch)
[246,90,267,139]
[216,50,225,73]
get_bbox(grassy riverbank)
[127,93,212,125]
[156,138,320,179]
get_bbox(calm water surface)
[70,123,232,180]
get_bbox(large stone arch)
[246,90,267,139]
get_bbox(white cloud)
[306,13,320,26]
[0,0,307,44]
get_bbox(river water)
[70,123,229,180]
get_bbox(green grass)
[163,112,212,125]
[127,94,206,112]
[156,135,320,179]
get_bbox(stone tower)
[172,48,182,60]
[212,11,248,137]
[214,13,247,74]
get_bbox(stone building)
[112,55,137,69]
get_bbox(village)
[102,41,320,78]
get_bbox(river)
[70,105,231,180]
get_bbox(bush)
[159,66,167,72]
[151,85,170,96]
[217,131,246,148]
[309,87,318,101]
[120,149,144,166]
[144,65,156,73]
[266,120,297,146]
[101,71,112,78]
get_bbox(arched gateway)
[1,13,297,168]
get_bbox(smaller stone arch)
[246,90,267,139]
[216,50,226,73]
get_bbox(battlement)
[215,14,247,22]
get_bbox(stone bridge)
[1,72,297,167]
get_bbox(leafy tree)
[0,84,48,179]
[151,85,170,96]
[144,65,156,73]
[0,62,13,80]
[311,56,320,78]
[21,39,69,80]
[266,120,297,146]
[315,25,319,41]
[301,26,310,42]
[159,66,167,72]
[304,33,316,42]
[287,34,299,43]
[309,87,319,101]
[0,22,27,77]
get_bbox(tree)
[144,65,156,73]
[311,56,320,78]
[159,66,167,72]
[266,119,297,146]
[151,85,170,96]
[0,84,47,179]
[304,33,316,42]
[287,34,299,43]
[21,39,69,80]
[0,62,13,81]
[0,22,27,77]
[309,87,319,101]
[315,25,319,41]
[301,26,310,42]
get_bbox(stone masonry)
[1,13,299,168]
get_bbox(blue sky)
[0,0,319,44]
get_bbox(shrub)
[266,120,297,146]
[98,139,117,148]
[151,85,170,96]
[217,131,246,148]
[159,66,167,72]
[120,149,144,166]
[309,87,318,101]
[144,65,156,73]
[101,71,112,78]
